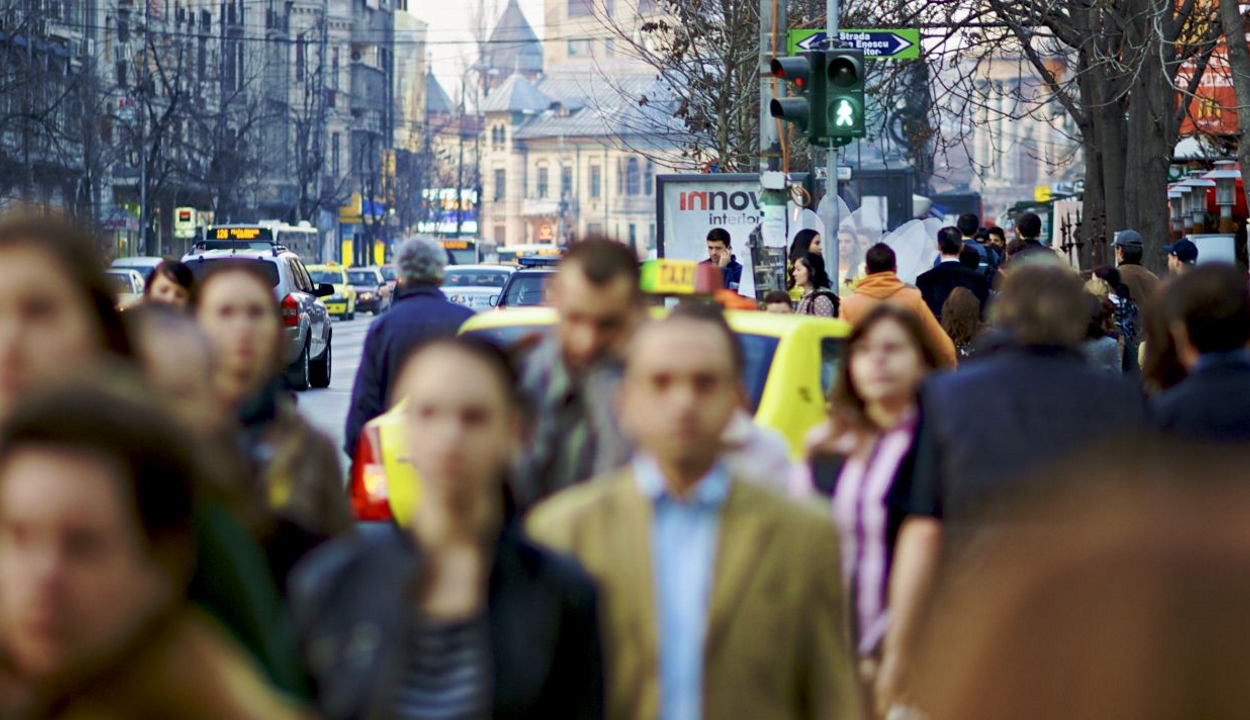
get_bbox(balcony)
[522,198,561,218]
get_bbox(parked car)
[346,266,392,315]
[105,268,146,310]
[110,256,165,281]
[441,264,516,311]
[306,263,358,320]
[182,248,335,390]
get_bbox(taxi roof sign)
[640,259,723,296]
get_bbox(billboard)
[416,188,479,236]
[657,174,762,298]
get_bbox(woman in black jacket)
[291,336,603,720]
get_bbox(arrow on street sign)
[787,28,921,61]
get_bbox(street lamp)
[1181,175,1216,234]
[1167,186,1185,239]
[1203,160,1241,233]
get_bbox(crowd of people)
[0,209,1247,720]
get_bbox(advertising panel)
[657,174,762,298]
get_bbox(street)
[297,314,376,469]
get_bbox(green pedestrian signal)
[826,49,866,140]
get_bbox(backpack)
[979,244,1002,279]
[803,289,841,317]
[1113,297,1139,347]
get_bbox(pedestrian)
[875,264,1147,717]
[787,229,823,296]
[1093,266,1140,368]
[986,226,1007,257]
[528,305,864,720]
[958,213,995,276]
[1164,237,1199,277]
[195,261,352,584]
[799,304,943,693]
[293,337,604,720]
[842,243,957,368]
[0,381,307,718]
[345,236,475,459]
[940,287,988,360]
[1112,230,1161,310]
[793,254,840,317]
[1004,212,1062,268]
[762,289,793,314]
[513,239,647,509]
[1151,264,1250,442]
[702,228,744,291]
[143,259,196,310]
[1140,284,1189,395]
[0,216,132,422]
[915,226,990,319]
[957,244,980,272]
[1082,292,1123,374]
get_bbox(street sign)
[787,29,921,60]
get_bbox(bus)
[441,238,479,265]
[197,222,322,262]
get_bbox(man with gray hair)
[344,236,474,458]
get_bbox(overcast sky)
[406,0,546,101]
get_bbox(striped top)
[830,418,916,657]
[394,614,492,720]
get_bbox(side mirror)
[488,294,499,307]
[315,283,335,297]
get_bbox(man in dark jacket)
[1152,264,1250,442]
[701,227,743,291]
[343,236,474,457]
[916,225,990,318]
[876,264,1147,712]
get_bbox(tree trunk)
[1219,0,1250,219]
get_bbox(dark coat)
[905,346,1147,526]
[290,523,604,720]
[914,261,991,319]
[343,286,475,457]
[701,256,744,291]
[1152,352,1250,443]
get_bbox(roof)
[484,0,542,77]
[511,73,689,142]
[426,71,455,116]
[482,72,551,114]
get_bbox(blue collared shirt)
[634,454,731,720]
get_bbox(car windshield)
[308,270,342,285]
[500,273,553,307]
[464,327,780,413]
[443,269,511,288]
[184,259,281,288]
[379,266,398,282]
[347,270,377,285]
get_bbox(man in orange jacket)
[842,242,958,368]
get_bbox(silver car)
[441,265,516,312]
[182,248,335,391]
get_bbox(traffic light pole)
[825,0,840,291]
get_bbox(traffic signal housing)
[826,49,866,141]
[770,52,827,143]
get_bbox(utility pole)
[138,6,148,255]
[758,0,783,171]
[824,0,840,289]
[456,87,465,238]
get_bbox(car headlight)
[360,292,373,300]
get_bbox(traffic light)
[826,49,866,141]
[769,52,827,142]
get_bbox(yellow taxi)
[348,260,850,525]
[306,263,358,320]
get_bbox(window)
[567,39,592,57]
[616,160,625,196]
[626,157,641,196]
[587,223,604,236]
[536,166,549,199]
[494,169,506,201]
[628,224,637,247]
[198,37,207,78]
[568,0,593,17]
[589,166,601,198]
[295,39,306,81]
[118,10,130,43]
[331,132,341,176]
[331,47,340,89]
[645,160,654,195]
[561,166,573,197]
[604,38,615,57]
[116,61,127,88]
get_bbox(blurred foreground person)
[293,337,603,720]
[876,264,1146,715]
[1152,264,1250,442]
[0,382,306,719]
[800,305,942,692]
[1140,281,1189,395]
[0,217,131,422]
[529,305,863,720]
[912,443,1250,720]
[344,236,474,459]
[513,239,647,509]
[939,288,987,361]
[195,262,351,583]
[842,244,956,368]
[142,260,195,310]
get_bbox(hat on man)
[1164,238,1199,265]
[1113,230,1144,250]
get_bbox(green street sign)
[787,29,921,61]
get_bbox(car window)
[819,337,843,398]
[184,258,281,288]
[737,333,780,414]
[500,273,552,307]
[107,273,134,294]
[444,269,510,288]
[286,260,310,292]
[347,270,376,285]
[308,270,342,285]
[379,266,398,282]
[464,325,547,350]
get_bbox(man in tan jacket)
[841,243,957,368]
[528,304,864,720]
